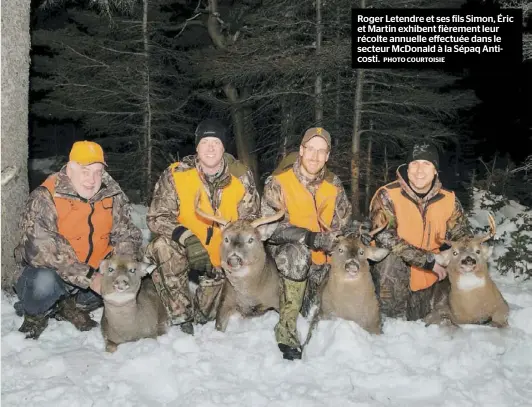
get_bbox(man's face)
[299,136,330,176]
[66,162,104,200]
[407,160,436,193]
[196,137,224,172]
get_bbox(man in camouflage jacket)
[260,127,352,360]
[369,142,472,321]
[145,119,260,335]
[14,141,143,339]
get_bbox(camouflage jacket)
[369,164,472,269]
[147,153,260,240]
[260,153,352,244]
[14,166,143,289]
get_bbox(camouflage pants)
[371,253,441,321]
[144,236,224,326]
[269,242,328,347]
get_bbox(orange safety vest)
[375,183,455,291]
[274,168,338,265]
[171,163,246,267]
[41,175,114,269]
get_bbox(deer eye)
[248,237,254,244]
[128,268,136,274]
[224,237,229,243]
[338,247,344,254]
[475,249,481,254]
[358,249,364,256]
[452,250,459,256]
[108,267,114,273]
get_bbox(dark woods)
[28,0,532,210]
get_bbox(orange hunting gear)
[375,183,455,291]
[171,163,246,267]
[41,175,113,269]
[274,168,338,265]
[69,141,107,166]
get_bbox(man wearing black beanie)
[144,119,260,335]
[369,142,473,322]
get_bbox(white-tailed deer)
[424,213,509,328]
[99,256,166,353]
[303,221,390,351]
[194,192,285,332]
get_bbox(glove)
[305,230,342,253]
[206,266,225,281]
[172,226,212,274]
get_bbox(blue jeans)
[14,266,102,316]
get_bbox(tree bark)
[315,0,323,125]
[350,0,366,217]
[207,0,260,184]
[1,0,31,290]
[142,0,152,203]
[364,133,373,215]
[334,5,341,143]
[351,68,365,217]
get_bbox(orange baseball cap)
[69,141,107,166]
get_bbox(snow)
[2,190,532,407]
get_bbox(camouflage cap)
[409,142,439,170]
[301,127,331,150]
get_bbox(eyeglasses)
[303,145,329,158]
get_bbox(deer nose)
[113,276,130,291]
[461,256,477,266]
[345,259,360,273]
[227,254,243,268]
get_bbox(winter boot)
[54,296,98,331]
[180,321,194,335]
[274,277,307,360]
[19,313,49,340]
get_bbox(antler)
[317,201,332,232]
[435,233,453,248]
[479,212,496,243]
[368,222,387,237]
[250,189,286,229]
[250,210,286,229]
[194,191,230,227]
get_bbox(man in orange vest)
[145,119,260,335]
[260,127,352,360]
[13,141,143,339]
[369,142,472,321]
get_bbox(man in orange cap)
[13,141,143,339]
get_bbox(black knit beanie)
[409,142,439,170]
[195,119,227,147]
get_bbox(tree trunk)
[384,144,389,183]
[279,96,294,161]
[223,84,260,189]
[351,68,365,217]
[350,0,366,217]
[142,0,152,203]
[207,0,260,185]
[364,134,373,215]
[334,5,341,144]
[1,0,31,290]
[315,0,323,125]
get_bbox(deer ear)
[482,244,494,258]
[257,223,276,242]
[99,259,109,274]
[138,262,157,276]
[435,251,451,267]
[366,246,389,262]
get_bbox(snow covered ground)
[2,191,531,407]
